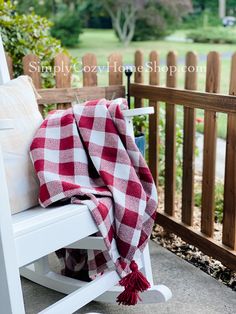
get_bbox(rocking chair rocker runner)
[0,34,171,314]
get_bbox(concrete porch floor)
[22,241,236,314]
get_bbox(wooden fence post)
[54,53,71,109]
[108,53,122,86]
[182,52,198,226]
[134,50,144,108]
[23,54,42,89]
[201,52,220,237]
[164,51,177,216]
[148,51,160,185]
[223,52,236,250]
[82,53,97,88]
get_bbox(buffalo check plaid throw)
[30,98,158,303]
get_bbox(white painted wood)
[125,116,135,139]
[0,142,25,314]
[13,204,98,267]
[34,256,50,275]
[21,265,119,295]
[20,265,172,305]
[123,107,154,117]
[141,244,154,285]
[0,119,14,130]
[0,35,10,84]
[95,284,172,304]
[67,236,106,250]
[39,271,119,314]
[123,107,154,140]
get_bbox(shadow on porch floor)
[22,241,236,314]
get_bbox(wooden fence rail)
[6,50,236,269]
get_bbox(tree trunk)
[219,0,226,19]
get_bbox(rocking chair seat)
[12,203,98,268]
[0,34,171,313]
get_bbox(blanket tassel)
[116,260,150,306]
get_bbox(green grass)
[68,29,235,138]
[70,29,236,65]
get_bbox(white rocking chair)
[0,35,171,314]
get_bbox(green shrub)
[182,10,221,29]
[51,12,82,48]
[0,1,64,87]
[187,27,236,44]
[132,0,192,42]
[132,17,170,42]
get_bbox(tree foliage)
[102,0,192,44]
[102,0,146,46]
[0,0,64,87]
[51,11,82,47]
[133,0,193,41]
[16,0,83,47]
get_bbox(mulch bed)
[152,182,236,292]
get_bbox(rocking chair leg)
[95,243,172,304]
[141,243,154,285]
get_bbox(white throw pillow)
[0,75,43,214]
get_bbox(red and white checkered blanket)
[30,98,157,281]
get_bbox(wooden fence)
[6,50,236,270]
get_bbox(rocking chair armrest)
[0,119,14,130]
[122,107,154,118]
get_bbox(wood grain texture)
[201,52,220,237]
[134,50,144,108]
[54,53,71,109]
[182,52,197,226]
[165,51,177,216]
[108,53,122,86]
[148,51,160,185]
[156,211,236,270]
[37,86,125,105]
[23,54,42,88]
[82,53,97,87]
[223,52,236,249]
[5,53,13,79]
[129,84,236,113]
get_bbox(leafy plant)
[187,27,236,44]
[133,115,148,137]
[0,0,65,87]
[51,11,82,47]
[182,10,221,29]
